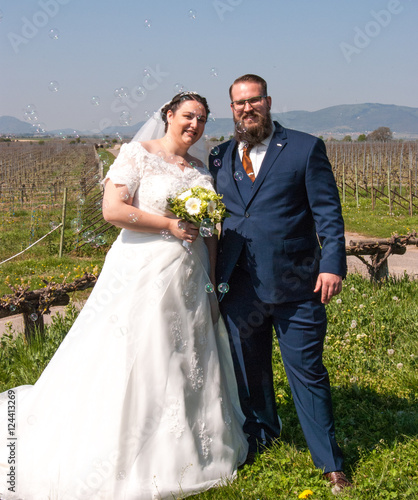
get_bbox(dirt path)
[2,232,417,337]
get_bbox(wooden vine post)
[0,273,97,341]
[59,187,68,258]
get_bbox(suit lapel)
[245,124,288,207]
[223,139,247,207]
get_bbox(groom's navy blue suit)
[209,122,346,472]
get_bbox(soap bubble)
[188,9,197,19]
[90,96,100,106]
[156,150,166,160]
[82,231,95,243]
[210,146,220,156]
[199,219,214,238]
[34,123,47,134]
[235,120,247,134]
[119,111,132,126]
[30,313,38,322]
[70,219,83,233]
[119,189,129,201]
[189,161,197,169]
[128,213,138,223]
[173,83,186,94]
[48,28,60,39]
[210,67,219,77]
[114,87,129,98]
[94,234,106,246]
[205,283,214,293]
[117,471,127,480]
[9,305,16,312]
[234,171,244,181]
[160,229,172,240]
[49,221,59,230]
[144,19,151,28]
[218,283,230,294]
[213,159,222,167]
[48,81,59,92]
[133,86,145,99]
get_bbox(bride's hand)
[168,219,199,243]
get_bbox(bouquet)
[167,186,229,243]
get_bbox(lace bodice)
[105,142,215,216]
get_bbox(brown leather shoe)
[323,471,353,495]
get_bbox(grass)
[341,191,418,238]
[1,274,417,499]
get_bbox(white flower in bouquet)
[185,197,202,215]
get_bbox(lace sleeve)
[104,143,144,197]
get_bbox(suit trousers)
[220,263,344,472]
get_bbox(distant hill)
[0,116,36,135]
[275,103,418,137]
[1,103,418,138]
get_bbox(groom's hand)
[314,273,342,304]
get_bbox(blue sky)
[1,0,417,133]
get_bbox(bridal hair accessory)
[179,91,199,97]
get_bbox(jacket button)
[245,212,250,218]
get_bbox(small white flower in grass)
[350,287,356,292]
[178,189,192,200]
[336,298,342,304]
[185,197,201,215]
[350,320,357,329]
[387,349,395,355]
[396,363,403,369]
[362,293,367,298]
[392,296,399,301]
[359,304,364,309]
[410,354,415,359]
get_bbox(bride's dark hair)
[161,92,210,132]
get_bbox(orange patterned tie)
[242,145,255,182]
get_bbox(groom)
[209,74,352,494]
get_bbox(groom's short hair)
[229,74,268,100]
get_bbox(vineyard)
[327,140,418,215]
[0,140,117,266]
[1,139,418,269]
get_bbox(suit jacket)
[209,122,346,304]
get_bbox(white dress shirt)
[238,128,274,178]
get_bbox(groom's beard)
[233,108,273,146]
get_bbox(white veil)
[130,100,208,164]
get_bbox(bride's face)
[167,100,207,147]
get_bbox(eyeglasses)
[231,95,267,110]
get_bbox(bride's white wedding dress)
[0,143,248,500]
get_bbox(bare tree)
[367,127,393,142]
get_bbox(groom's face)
[230,82,273,145]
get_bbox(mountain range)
[1,103,418,139]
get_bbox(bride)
[0,92,248,500]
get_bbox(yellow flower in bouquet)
[167,186,229,236]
